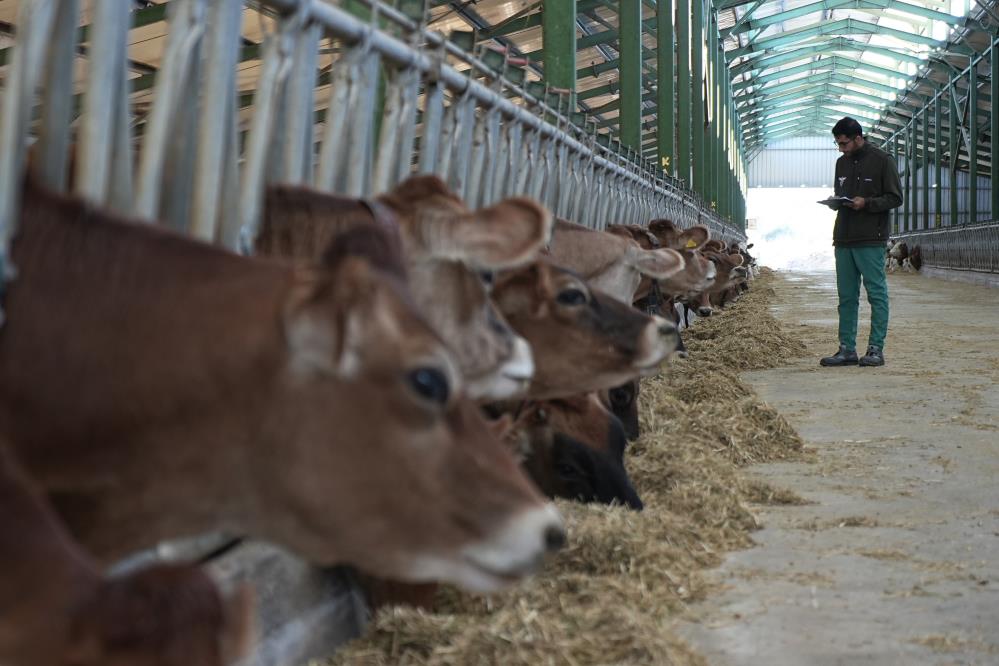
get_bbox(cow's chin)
[467,374,532,401]
[399,553,537,593]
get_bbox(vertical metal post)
[922,105,929,230]
[192,0,243,242]
[969,63,978,224]
[543,0,577,105]
[993,40,999,221]
[418,77,445,174]
[691,0,705,197]
[317,45,361,193]
[76,0,133,206]
[0,0,58,296]
[619,0,642,150]
[676,0,691,186]
[238,6,305,252]
[912,114,919,230]
[891,135,899,233]
[134,0,206,219]
[934,93,942,227]
[448,91,477,197]
[949,84,959,227]
[35,0,80,191]
[345,50,382,197]
[283,21,322,185]
[657,0,675,176]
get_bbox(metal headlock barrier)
[0,0,744,314]
[894,221,999,274]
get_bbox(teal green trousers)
[834,245,889,351]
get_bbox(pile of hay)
[320,270,808,666]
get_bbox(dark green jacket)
[832,142,903,247]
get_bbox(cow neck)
[0,190,287,497]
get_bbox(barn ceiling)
[0,0,994,170]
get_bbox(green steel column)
[993,42,998,219]
[676,0,691,185]
[543,0,577,101]
[911,116,918,230]
[969,65,978,224]
[705,23,715,208]
[949,85,959,226]
[922,106,929,230]
[934,94,942,227]
[691,0,705,197]
[906,125,914,232]
[712,27,721,211]
[891,133,902,234]
[656,0,675,175]
[619,0,641,149]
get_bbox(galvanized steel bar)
[464,107,491,208]
[449,92,477,197]
[34,0,80,192]
[191,0,244,243]
[238,4,307,253]
[934,94,941,227]
[373,66,420,193]
[480,107,503,206]
[134,0,206,220]
[0,0,58,304]
[921,106,929,230]
[345,49,382,197]
[418,76,446,174]
[949,84,959,227]
[283,21,322,185]
[316,44,367,193]
[76,0,132,206]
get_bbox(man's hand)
[846,196,866,210]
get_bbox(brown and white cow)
[0,182,563,593]
[258,176,550,401]
[491,259,678,399]
[0,442,254,666]
[547,219,686,305]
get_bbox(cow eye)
[556,287,587,306]
[479,270,495,288]
[406,367,450,406]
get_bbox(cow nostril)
[697,307,713,317]
[544,525,567,552]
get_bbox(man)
[820,117,902,368]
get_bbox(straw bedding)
[320,269,808,666]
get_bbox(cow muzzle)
[632,315,677,373]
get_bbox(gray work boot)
[819,345,859,367]
[859,345,885,367]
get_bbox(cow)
[0,181,564,593]
[491,259,679,399]
[0,442,254,666]
[258,176,550,401]
[907,244,922,271]
[886,239,908,272]
[688,251,747,318]
[603,382,640,442]
[547,218,686,305]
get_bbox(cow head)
[692,251,747,316]
[260,226,564,591]
[377,177,553,400]
[492,260,678,399]
[261,178,552,401]
[518,409,643,511]
[603,381,640,441]
[548,219,686,304]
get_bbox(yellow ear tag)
[685,239,698,249]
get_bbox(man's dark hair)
[832,117,863,138]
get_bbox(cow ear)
[624,245,685,280]
[727,253,745,267]
[441,198,553,269]
[283,266,362,378]
[679,225,709,250]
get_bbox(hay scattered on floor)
[321,269,808,666]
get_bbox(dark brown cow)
[0,182,563,592]
[492,260,678,399]
[0,443,253,666]
[258,176,550,401]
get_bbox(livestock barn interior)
[1,1,998,665]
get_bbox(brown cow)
[491,259,678,399]
[0,443,253,666]
[258,176,550,401]
[0,182,563,593]
[547,219,686,305]
[692,251,747,316]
